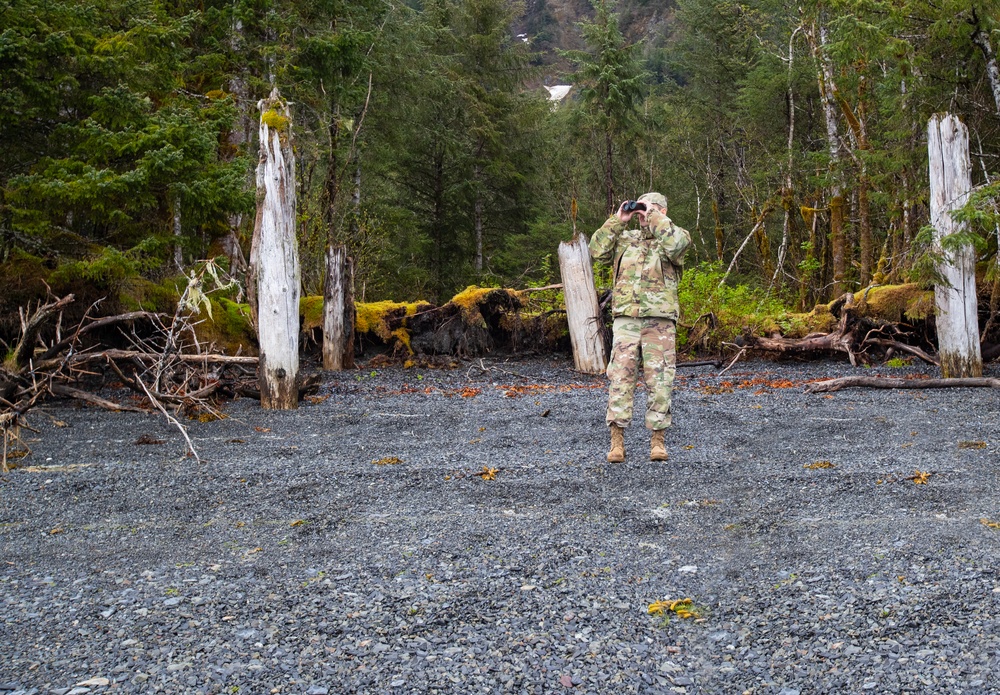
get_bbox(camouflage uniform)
[590,203,691,430]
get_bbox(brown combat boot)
[607,424,625,462]
[650,429,668,461]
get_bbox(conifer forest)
[4,0,1000,349]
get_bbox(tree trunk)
[323,245,355,371]
[474,163,483,273]
[252,89,300,409]
[810,21,846,298]
[773,25,803,289]
[605,128,614,214]
[173,194,183,271]
[559,234,607,373]
[223,14,251,275]
[972,19,1000,116]
[927,113,982,378]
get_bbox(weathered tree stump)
[323,245,355,370]
[928,113,982,378]
[558,233,607,374]
[251,89,300,409]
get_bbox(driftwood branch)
[39,311,165,361]
[863,338,939,366]
[10,294,75,369]
[137,379,201,463]
[48,384,146,412]
[805,376,1000,393]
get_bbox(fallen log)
[48,384,147,412]
[234,372,322,400]
[678,359,723,369]
[863,338,939,366]
[805,376,1000,393]
[38,350,259,371]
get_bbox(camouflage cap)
[638,192,667,209]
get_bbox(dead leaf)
[134,434,166,445]
[540,409,551,417]
[958,440,987,450]
[290,519,305,527]
[459,387,481,398]
[49,527,64,535]
[305,394,330,405]
[910,470,932,485]
[254,426,271,433]
[648,597,700,619]
[227,438,245,444]
[372,456,402,465]
[981,518,1000,530]
[476,466,499,481]
[804,460,835,470]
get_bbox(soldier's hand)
[616,201,634,223]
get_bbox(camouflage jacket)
[589,208,691,320]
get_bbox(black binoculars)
[622,200,647,212]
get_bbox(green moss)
[857,284,934,321]
[356,300,431,340]
[123,276,185,313]
[300,295,324,332]
[194,297,256,354]
[261,109,290,132]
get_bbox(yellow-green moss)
[391,327,413,354]
[856,283,934,321]
[261,109,290,132]
[356,300,430,340]
[449,285,524,327]
[300,295,324,332]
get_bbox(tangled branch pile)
[0,291,259,471]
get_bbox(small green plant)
[885,357,909,368]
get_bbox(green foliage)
[907,225,949,289]
[6,0,1000,333]
[677,262,793,346]
[50,247,143,291]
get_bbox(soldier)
[589,192,691,462]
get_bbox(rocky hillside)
[515,0,678,82]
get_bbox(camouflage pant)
[605,317,676,430]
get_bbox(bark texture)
[558,234,607,373]
[252,89,300,409]
[927,114,982,378]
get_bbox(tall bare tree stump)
[251,88,300,409]
[558,233,607,373]
[323,245,355,370]
[928,114,982,378]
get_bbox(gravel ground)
[2,355,1000,695]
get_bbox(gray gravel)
[2,355,1000,694]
